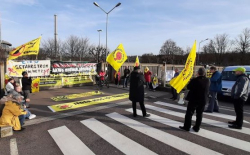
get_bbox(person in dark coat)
[123,66,130,88]
[21,71,32,108]
[179,68,210,132]
[229,67,249,129]
[129,67,150,117]
[204,66,222,113]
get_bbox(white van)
[221,66,250,97]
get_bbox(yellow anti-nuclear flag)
[135,56,140,67]
[170,41,197,93]
[106,43,127,71]
[8,36,41,60]
[31,78,40,93]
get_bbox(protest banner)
[51,61,97,75]
[48,93,129,112]
[51,91,103,101]
[7,60,50,77]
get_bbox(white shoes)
[29,114,36,120]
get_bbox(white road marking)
[48,126,95,155]
[155,101,249,123]
[219,107,250,115]
[81,118,157,155]
[10,138,19,155]
[47,106,56,112]
[146,104,250,136]
[126,108,250,152]
[106,112,222,155]
[24,101,131,127]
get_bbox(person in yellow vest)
[0,94,27,131]
[150,73,159,91]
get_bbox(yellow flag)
[31,78,40,93]
[8,36,41,60]
[135,56,140,67]
[170,41,196,93]
[106,43,127,71]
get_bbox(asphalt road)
[0,86,250,155]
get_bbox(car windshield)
[222,71,250,81]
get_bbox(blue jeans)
[19,109,31,126]
[206,91,219,112]
[123,77,128,87]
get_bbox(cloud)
[2,0,37,5]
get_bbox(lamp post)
[197,38,209,65]
[93,2,121,62]
[97,29,102,63]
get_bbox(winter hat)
[233,67,246,73]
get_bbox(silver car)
[221,66,250,97]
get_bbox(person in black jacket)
[179,68,210,132]
[229,67,249,129]
[129,67,150,117]
[21,71,32,108]
[123,66,130,88]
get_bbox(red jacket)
[99,71,106,81]
[114,72,121,81]
[144,71,152,82]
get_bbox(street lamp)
[93,2,121,62]
[97,29,102,63]
[197,38,209,65]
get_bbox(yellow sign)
[63,76,92,86]
[51,91,103,101]
[170,41,197,93]
[31,78,40,93]
[135,56,140,67]
[8,36,41,60]
[206,70,212,78]
[48,93,129,112]
[106,43,127,71]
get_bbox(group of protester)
[129,65,249,132]
[0,72,36,132]
[112,66,159,91]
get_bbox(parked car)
[221,66,250,98]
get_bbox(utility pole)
[54,14,58,60]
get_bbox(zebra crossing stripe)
[155,101,249,123]
[146,104,250,136]
[81,118,157,155]
[106,112,222,155]
[48,126,95,155]
[126,108,250,152]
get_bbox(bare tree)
[212,33,232,65]
[159,39,183,64]
[202,40,216,54]
[88,45,108,63]
[41,38,63,60]
[159,39,177,55]
[235,28,250,64]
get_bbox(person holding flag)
[179,67,210,132]
[168,41,210,132]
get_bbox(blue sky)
[1,0,250,55]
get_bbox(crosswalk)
[47,101,250,155]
